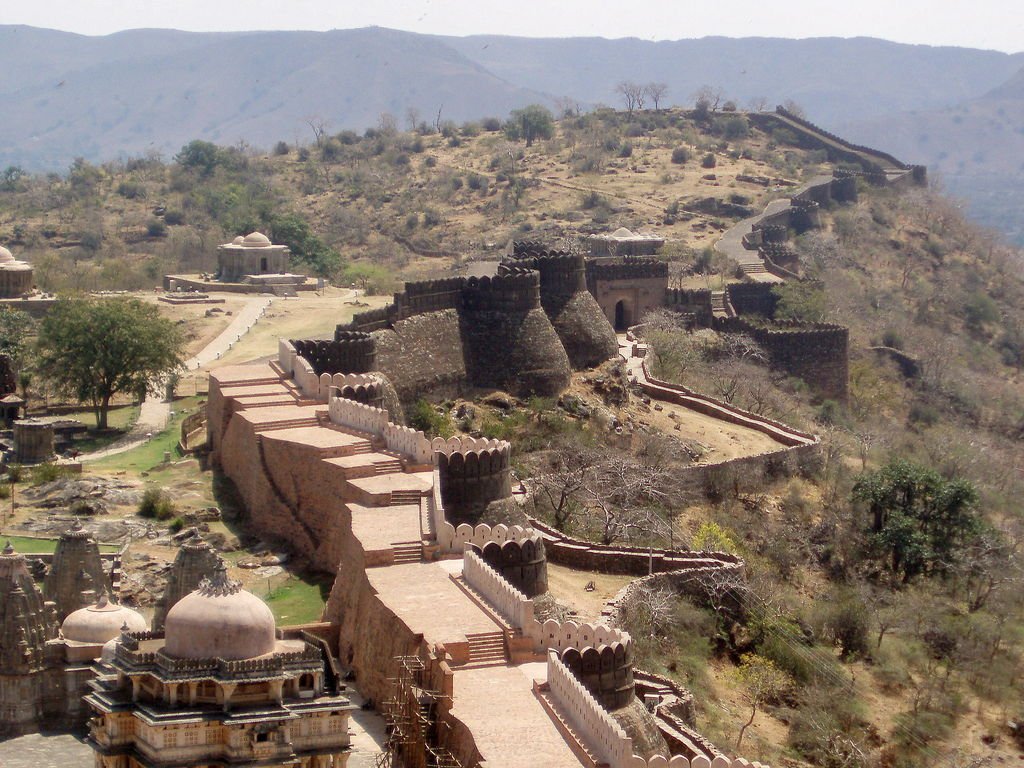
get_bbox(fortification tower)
[151,536,220,631]
[508,244,618,369]
[44,521,108,621]
[460,267,571,396]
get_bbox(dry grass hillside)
[0,108,1022,768]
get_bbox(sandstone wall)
[371,309,468,407]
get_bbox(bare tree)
[781,99,806,118]
[621,584,677,639]
[693,85,724,114]
[405,107,421,132]
[305,116,329,148]
[748,95,770,112]
[616,81,646,118]
[646,82,669,111]
[531,447,596,530]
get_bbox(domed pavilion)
[0,245,33,298]
[216,230,299,285]
[86,560,355,768]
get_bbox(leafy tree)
[0,166,26,192]
[174,140,221,177]
[504,105,555,147]
[267,212,340,277]
[852,459,982,582]
[36,298,184,429]
[772,283,828,323]
[0,306,34,367]
[734,654,793,748]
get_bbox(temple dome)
[164,562,276,660]
[242,231,272,247]
[61,592,147,644]
[611,227,635,239]
[232,235,245,245]
[0,246,14,264]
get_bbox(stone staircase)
[710,290,729,318]
[390,542,423,565]
[465,631,507,664]
[390,489,423,506]
[373,457,404,474]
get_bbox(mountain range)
[1,24,1021,242]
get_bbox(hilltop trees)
[504,105,554,147]
[36,298,184,429]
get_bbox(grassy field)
[1,535,121,553]
[260,575,328,625]
[88,397,203,473]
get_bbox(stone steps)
[390,490,423,506]
[390,543,423,565]
[465,631,507,663]
[373,459,404,474]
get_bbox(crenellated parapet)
[586,257,669,283]
[461,268,542,313]
[433,434,514,516]
[531,620,634,709]
[290,333,377,375]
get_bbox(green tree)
[0,306,34,367]
[734,654,793,748]
[504,105,555,147]
[267,212,340,277]
[852,459,982,582]
[36,298,184,429]
[174,140,221,177]
[772,282,828,323]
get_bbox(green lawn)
[88,397,202,473]
[261,575,328,625]
[1,534,120,554]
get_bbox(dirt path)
[617,338,799,460]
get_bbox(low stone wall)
[462,549,535,629]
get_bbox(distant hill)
[0,25,552,170]
[2,24,1023,241]
[442,34,1024,125]
[839,66,1024,243]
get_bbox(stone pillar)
[13,420,54,464]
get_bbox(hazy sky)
[4,0,1022,53]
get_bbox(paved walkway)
[0,731,92,768]
[80,296,273,462]
[714,175,832,283]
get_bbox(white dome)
[100,635,120,664]
[61,593,148,644]
[242,231,272,247]
[164,562,276,660]
[0,246,14,264]
[232,235,245,245]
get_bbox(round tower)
[460,268,571,396]
[505,249,617,369]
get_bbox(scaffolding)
[376,655,465,768]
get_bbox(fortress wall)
[774,106,908,170]
[371,309,468,406]
[586,259,669,330]
[725,283,777,317]
[715,318,849,402]
[665,289,713,326]
[461,272,571,396]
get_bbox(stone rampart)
[713,318,849,401]
[724,283,777,317]
[774,106,907,170]
[462,549,535,629]
[293,333,377,376]
[371,309,468,406]
[505,250,619,369]
[473,535,548,597]
[586,258,669,284]
[664,289,713,327]
[433,435,513,515]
